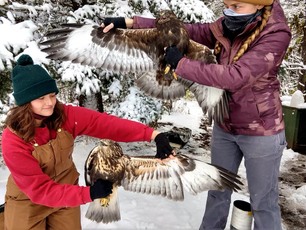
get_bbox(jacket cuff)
[145,127,155,142]
[82,186,93,203]
[175,57,188,76]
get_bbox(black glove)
[90,179,113,200]
[103,17,127,29]
[154,133,173,159]
[164,45,184,69]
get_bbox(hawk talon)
[100,197,110,207]
[164,65,171,75]
[164,65,178,80]
[172,71,178,80]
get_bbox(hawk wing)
[122,154,242,201]
[183,40,229,123]
[40,24,158,73]
[40,23,188,100]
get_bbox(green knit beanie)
[11,54,59,106]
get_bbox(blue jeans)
[200,125,286,230]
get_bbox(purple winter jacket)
[133,0,291,136]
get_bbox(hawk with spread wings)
[40,10,229,123]
[84,139,243,223]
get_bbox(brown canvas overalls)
[4,129,82,230]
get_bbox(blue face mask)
[223,8,254,17]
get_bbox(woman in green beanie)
[1,54,174,229]
[101,0,290,229]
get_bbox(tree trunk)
[78,93,104,112]
[95,92,104,113]
[78,94,86,108]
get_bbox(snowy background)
[1,0,306,229]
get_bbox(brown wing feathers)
[41,24,157,72]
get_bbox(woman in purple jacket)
[102,0,291,229]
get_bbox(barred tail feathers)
[85,187,120,223]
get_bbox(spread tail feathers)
[85,187,120,223]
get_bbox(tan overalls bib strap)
[0,204,4,230]
[4,129,82,230]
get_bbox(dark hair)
[4,99,66,142]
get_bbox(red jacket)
[1,104,154,207]
[133,0,291,136]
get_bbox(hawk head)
[155,10,178,25]
[84,139,127,186]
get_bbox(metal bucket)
[230,200,253,230]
